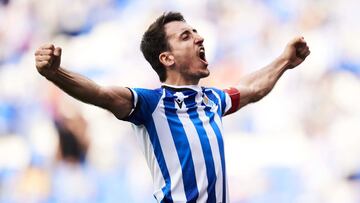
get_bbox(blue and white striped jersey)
[125,84,236,203]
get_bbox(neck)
[164,75,200,86]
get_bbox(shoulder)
[203,87,227,99]
[131,87,163,95]
[123,87,163,125]
[129,87,163,108]
[130,87,163,98]
[202,86,233,116]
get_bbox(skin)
[159,21,209,85]
[35,20,310,118]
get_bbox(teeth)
[199,50,206,61]
[199,47,206,61]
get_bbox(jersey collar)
[161,83,203,92]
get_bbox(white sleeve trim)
[127,88,138,116]
[224,92,232,115]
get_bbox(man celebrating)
[35,12,310,203]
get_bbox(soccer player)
[35,12,310,203]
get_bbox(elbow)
[96,86,120,111]
[98,87,132,120]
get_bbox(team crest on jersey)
[203,94,215,107]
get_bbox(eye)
[182,34,189,40]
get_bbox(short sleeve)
[122,88,162,125]
[207,88,231,116]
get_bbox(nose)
[194,33,204,45]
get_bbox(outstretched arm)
[229,36,310,112]
[35,44,133,119]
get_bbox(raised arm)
[230,36,310,112]
[35,44,133,119]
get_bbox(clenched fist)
[35,44,62,78]
[282,36,310,69]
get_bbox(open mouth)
[199,46,208,65]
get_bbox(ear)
[159,52,175,67]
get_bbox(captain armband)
[224,87,240,115]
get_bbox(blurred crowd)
[0,0,359,202]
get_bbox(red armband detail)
[224,87,240,115]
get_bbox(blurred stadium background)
[0,0,359,202]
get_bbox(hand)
[282,36,310,69]
[35,44,62,78]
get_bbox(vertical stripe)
[176,100,209,201]
[152,89,187,202]
[132,125,166,201]
[204,109,226,203]
[195,93,224,202]
[163,89,199,202]
[183,91,217,203]
[144,118,173,202]
[206,90,228,203]
[225,175,230,203]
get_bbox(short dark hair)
[140,12,185,82]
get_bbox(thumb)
[54,47,62,57]
[52,47,62,68]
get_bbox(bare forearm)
[46,67,105,107]
[35,44,134,119]
[228,37,309,112]
[239,56,289,102]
